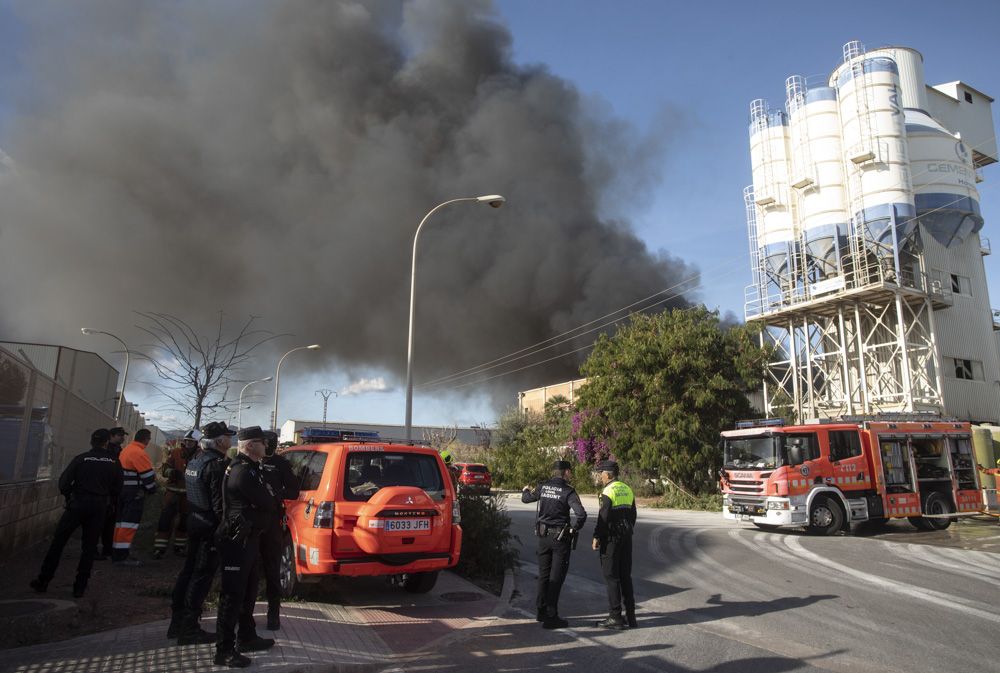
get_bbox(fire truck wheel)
[922,492,953,531]
[807,497,844,536]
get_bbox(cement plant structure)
[745,41,999,423]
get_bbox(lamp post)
[272,345,320,431]
[315,389,337,428]
[238,376,273,429]
[81,327,130,422]
[405,194,505,441]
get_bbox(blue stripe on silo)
[837,57,898,88]
[805,87,837,104]
[915,193,981,218]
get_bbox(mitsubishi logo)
[404,496,414,504]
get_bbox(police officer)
[259,429,300,630]
[96,426,128,559]
[30,428,123,598]
[522,460,587,629]
[215,426,276,668]
[591,460,637,630]
[169,421,235,643]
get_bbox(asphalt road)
[385,494,1000,673]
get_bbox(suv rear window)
[345,452,445,502]
[464,465,488,473]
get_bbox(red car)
[455,463,492,495]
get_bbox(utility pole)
[315,389,337,428]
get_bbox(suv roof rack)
[299,427,433,446]
[735,418,785,429]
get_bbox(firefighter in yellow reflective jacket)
[591,460,637,629]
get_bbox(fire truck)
[720,414,982,535]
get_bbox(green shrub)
[653,488,723,511]
[454,493,519,585]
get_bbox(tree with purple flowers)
[574,307,768,493]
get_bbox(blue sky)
[4,1,1000,431]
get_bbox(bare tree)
[135,311,286,428]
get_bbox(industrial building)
[745,41,999,422]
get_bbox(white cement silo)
[787,77,849,281]
[749,100,795,281]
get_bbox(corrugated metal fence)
[0,343,118,555]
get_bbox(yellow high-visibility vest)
[602,480,634,509]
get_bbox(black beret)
[91,428,111,444]
[595,460,619,473]
[552,460,572,471]
[237,425,267,441]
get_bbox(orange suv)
[455,462,492,495]
[279,431,462,595]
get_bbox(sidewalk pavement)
[0,571,506,673]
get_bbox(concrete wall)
[517,378,588,415]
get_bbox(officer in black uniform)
[591,460,637,630]
[521,460,587,629]
[31,428,123,598]
[259,429,300,630]
[215,426,276,668]
[169,421,235,643]
[97,426,128,559]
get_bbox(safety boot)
[596,615,626,630]
[214,650,251,668]
[237,635,275,652]
[542,615,569,630]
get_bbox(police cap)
[202,421,237,439]
[108,427,128,437]
[594,460,619,474]
[552,460,572,471]
[237,425,267,441]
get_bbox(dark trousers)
[259,516,283,612]
[39,500,106,591]
[100,500,117,556]
[216,533,261,653]
[156,490,189,552]
[599,534,635,618]
[171,514,219,619]
[536,534,572,618]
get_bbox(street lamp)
[238,376,273,429]
[272,345,320,431]
[405,194,505,441]
[82,327,130,422]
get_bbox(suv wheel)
[402,571,439,594]
[280,537,297,598]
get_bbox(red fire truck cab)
[720,415,982,535]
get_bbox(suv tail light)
[452,498,461,524]
[313,501,335,528]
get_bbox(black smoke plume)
[0,0,694,407]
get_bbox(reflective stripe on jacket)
[120,441,157,496]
